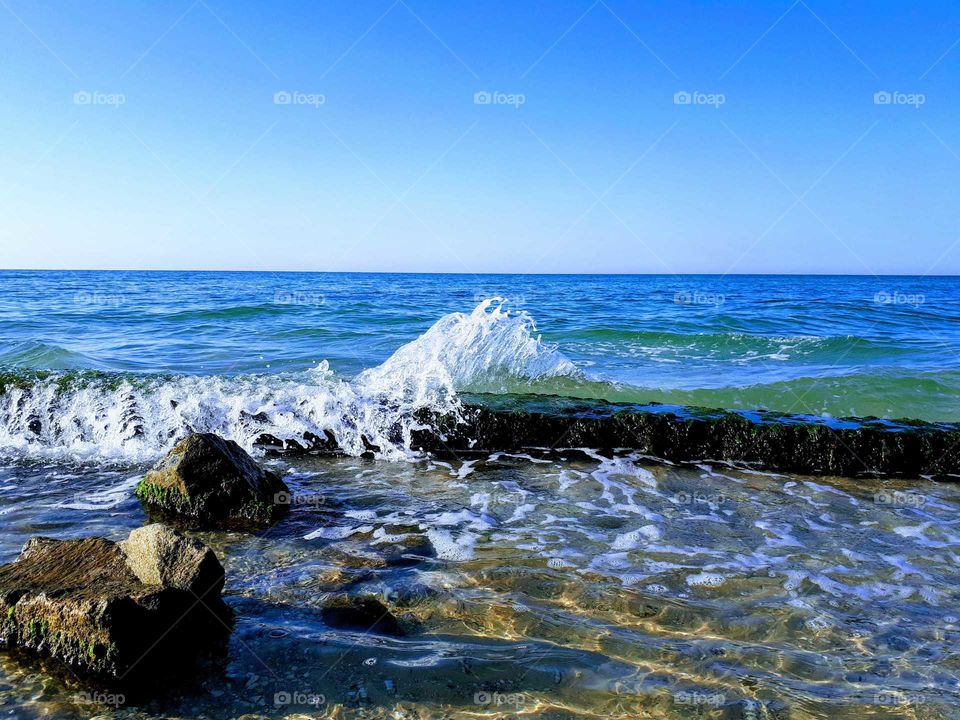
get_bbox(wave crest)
[0,299,578,461]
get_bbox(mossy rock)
[0,525,230,683]
[136,433,290,530]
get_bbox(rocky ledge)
[415,400,960,478]
[255,397,960,478]
[136,433,290,529]
[0,524,230,682]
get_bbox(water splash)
[358,297,578,403]
[0,299,578,462]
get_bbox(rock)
[0,525,231,682]
[254,399,960,478]
[136,433,290,529]
[390,534,435,560]
[320,594,403,636]
[324,544,388,569]
[375,535,435,567]
[324,535,435,569]
[382,581,439,608]
[119,524,224,598]
[412,401,960,478]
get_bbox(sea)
[1,270,959,719]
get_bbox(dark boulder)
[136,433,290,529]
[0,524,230,682]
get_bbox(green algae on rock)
[407,399,960,478]
[136,433,290,529]
[0,524,230,682]
[248,395,960,478]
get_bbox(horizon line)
[1,268,959,278]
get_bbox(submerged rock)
[324,535,435,570]
[136,433,290,529]
[0,524,230,682]
[382,581,441,608]
[324,543,390,569]
[320,594,404,636]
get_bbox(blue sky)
[1,0,958,274]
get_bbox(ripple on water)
[1,453,960,718]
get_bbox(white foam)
[304,524,374,541]
[456,460,478,479]
[686,572,726,587]
[426,528,476,561]
[53,474,141,510]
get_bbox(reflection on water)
[1,453,959,719]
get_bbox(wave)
[0,341,103,370]
[561,329,914,365]
[163,304,290,322]
[0,299,578,461]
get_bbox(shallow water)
[2,452,959,719]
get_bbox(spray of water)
[0,299,578,462]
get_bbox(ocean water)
[1,271,959,460]
[1,271,960,719]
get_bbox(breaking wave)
[0,299,578,461]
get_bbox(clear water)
[2,456,959,719]
[1,271,959,719]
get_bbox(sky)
[0,0,958,274]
